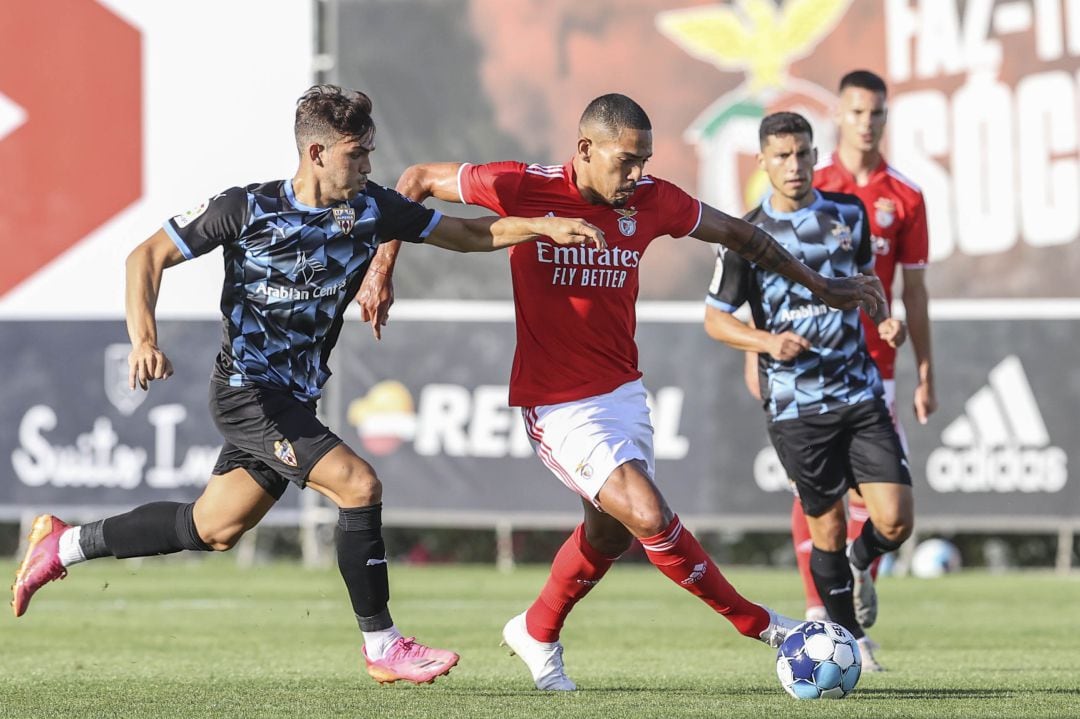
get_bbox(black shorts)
[766,398,911,517]
[209,381,343,500]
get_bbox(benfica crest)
[274,439,298,467]
[874,197,896,228]
[615,208,638,236]
[333,205,356,234]
[657,0,853,215]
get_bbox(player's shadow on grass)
[858,688,1080,700]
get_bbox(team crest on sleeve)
[274,439,298,467]
[615,207,638,236]
[831,221,853,251]
[172,199,210,228]
[874,197,896,228]
[332,205,356,234]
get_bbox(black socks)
[810,546,864,639]
[849,520,904,571]
[336,503,393,631]
[94,501,212,559]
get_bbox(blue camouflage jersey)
[164,179,441,401]
[706,189,883,421]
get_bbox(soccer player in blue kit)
[704,112,913,671]
[11,84,604,685]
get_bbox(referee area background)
[1,0,1078,575]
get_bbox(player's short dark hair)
[579,93,652,135]
[839,70,888,97]
[294,84,375,152]
[759,112,813,148]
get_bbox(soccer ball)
[776,621,861,699]
[910,538,962,578]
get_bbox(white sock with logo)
[362,625,403,661]
[57,526,87,567]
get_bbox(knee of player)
[586,526,634,557]
[334,460,382,506]
[626,506,674,538]
[198,523,247,552]
[875,515,914,545]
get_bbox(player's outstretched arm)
[423,215,606,253]
[691,204,884,316]
[125,228,184,390]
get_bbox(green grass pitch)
[2,558,1078,718]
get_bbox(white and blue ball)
[776,620,861,699]
[911,538,962,578]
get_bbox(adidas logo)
[927,356,1067,493]
[681,561,708,585]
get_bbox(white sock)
[57,526,86,567]
[362,625,403,660]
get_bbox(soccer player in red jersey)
[781,69,936,628]
[365,94,884,690]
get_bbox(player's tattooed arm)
[692,204,884,316]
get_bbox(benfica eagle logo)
[615,208,638,236]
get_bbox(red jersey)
[813,154,928,379]
[459,160,701,407]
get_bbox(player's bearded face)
[837,87,887,153]
[581,127,653,207]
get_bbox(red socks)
[640,515,768,639]
[792,495,880,614]
[791,499,822,610]
[525,524,617,642]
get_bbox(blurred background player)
[371,93,885,690]
[705,111,914,672]
[11,84,605,686]
[783,69,936,626]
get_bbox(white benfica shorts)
[521,379,655,506]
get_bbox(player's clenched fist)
[766,331,811,361]
[877,318,906,349]
[128,342,174,390]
